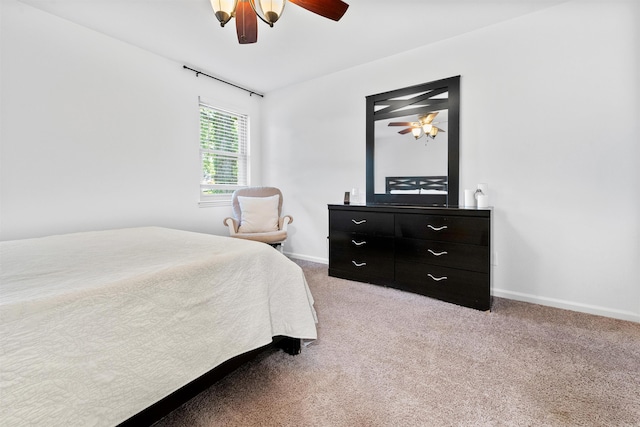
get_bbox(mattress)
[0,227,317,426]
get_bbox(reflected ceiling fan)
[388,112,446,140]
[210,0,349,44]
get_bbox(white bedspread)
[0,227,317,426]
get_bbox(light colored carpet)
[154,260,640,426]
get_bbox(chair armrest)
[279,215,293,232]
[223,217,239,235]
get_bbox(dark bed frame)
[385,176,448,193]
[116,336,301,426]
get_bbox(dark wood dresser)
[328,204,491,311]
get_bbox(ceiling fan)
[210,0,350,44]
[388,112,446,140]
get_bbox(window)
[199,102,249,202]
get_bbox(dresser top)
[328,204,491,218]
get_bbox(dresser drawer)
[396,238,489,273]
[330,210,394,236]
[329,235,394,280]
[395,261,490,310]
[395,214,489,245]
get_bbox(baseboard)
[285,252,328,265]
[493,288,640,323]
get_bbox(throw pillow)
[237,195,280,233]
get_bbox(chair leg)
[268,243,284,253]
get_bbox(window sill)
[198,199,232,208]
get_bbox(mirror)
[366,76,460,206]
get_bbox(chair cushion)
[231,230,287,244]
[237,195,280,233]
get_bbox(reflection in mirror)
[366,76,460,206]
[374,108,448,194]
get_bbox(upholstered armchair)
[223,187,293,252]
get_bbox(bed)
[0,227,318,426]
[386,175,448,195]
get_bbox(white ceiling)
[17,0,568,94]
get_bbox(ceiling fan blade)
[288,0,349,21]
[236,0,258,44]
[388,122,414,127]
[434,127,446,133]
[398,128,413,135]
[422,112,438,124]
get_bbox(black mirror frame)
[366,75,460,206]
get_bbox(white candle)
[477,194,489,208]
[464,189,476,207]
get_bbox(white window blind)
[199,102,249,201]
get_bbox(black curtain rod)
[183,65,264,98]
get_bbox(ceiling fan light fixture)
[210,0,238,27]
[411,127,422,139]
[429,127,439,138]
[252,0,286,27]
[211,0,348,44]
[422,123,433,133]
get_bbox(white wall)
[262,0,640,321]
[0,0,262,240]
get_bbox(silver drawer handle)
[428,249,448,257]
[428,274,448,282]
[352,219,367,225]
[352,261,367,267]
[427,225,447,231]
[351,240,367,246]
